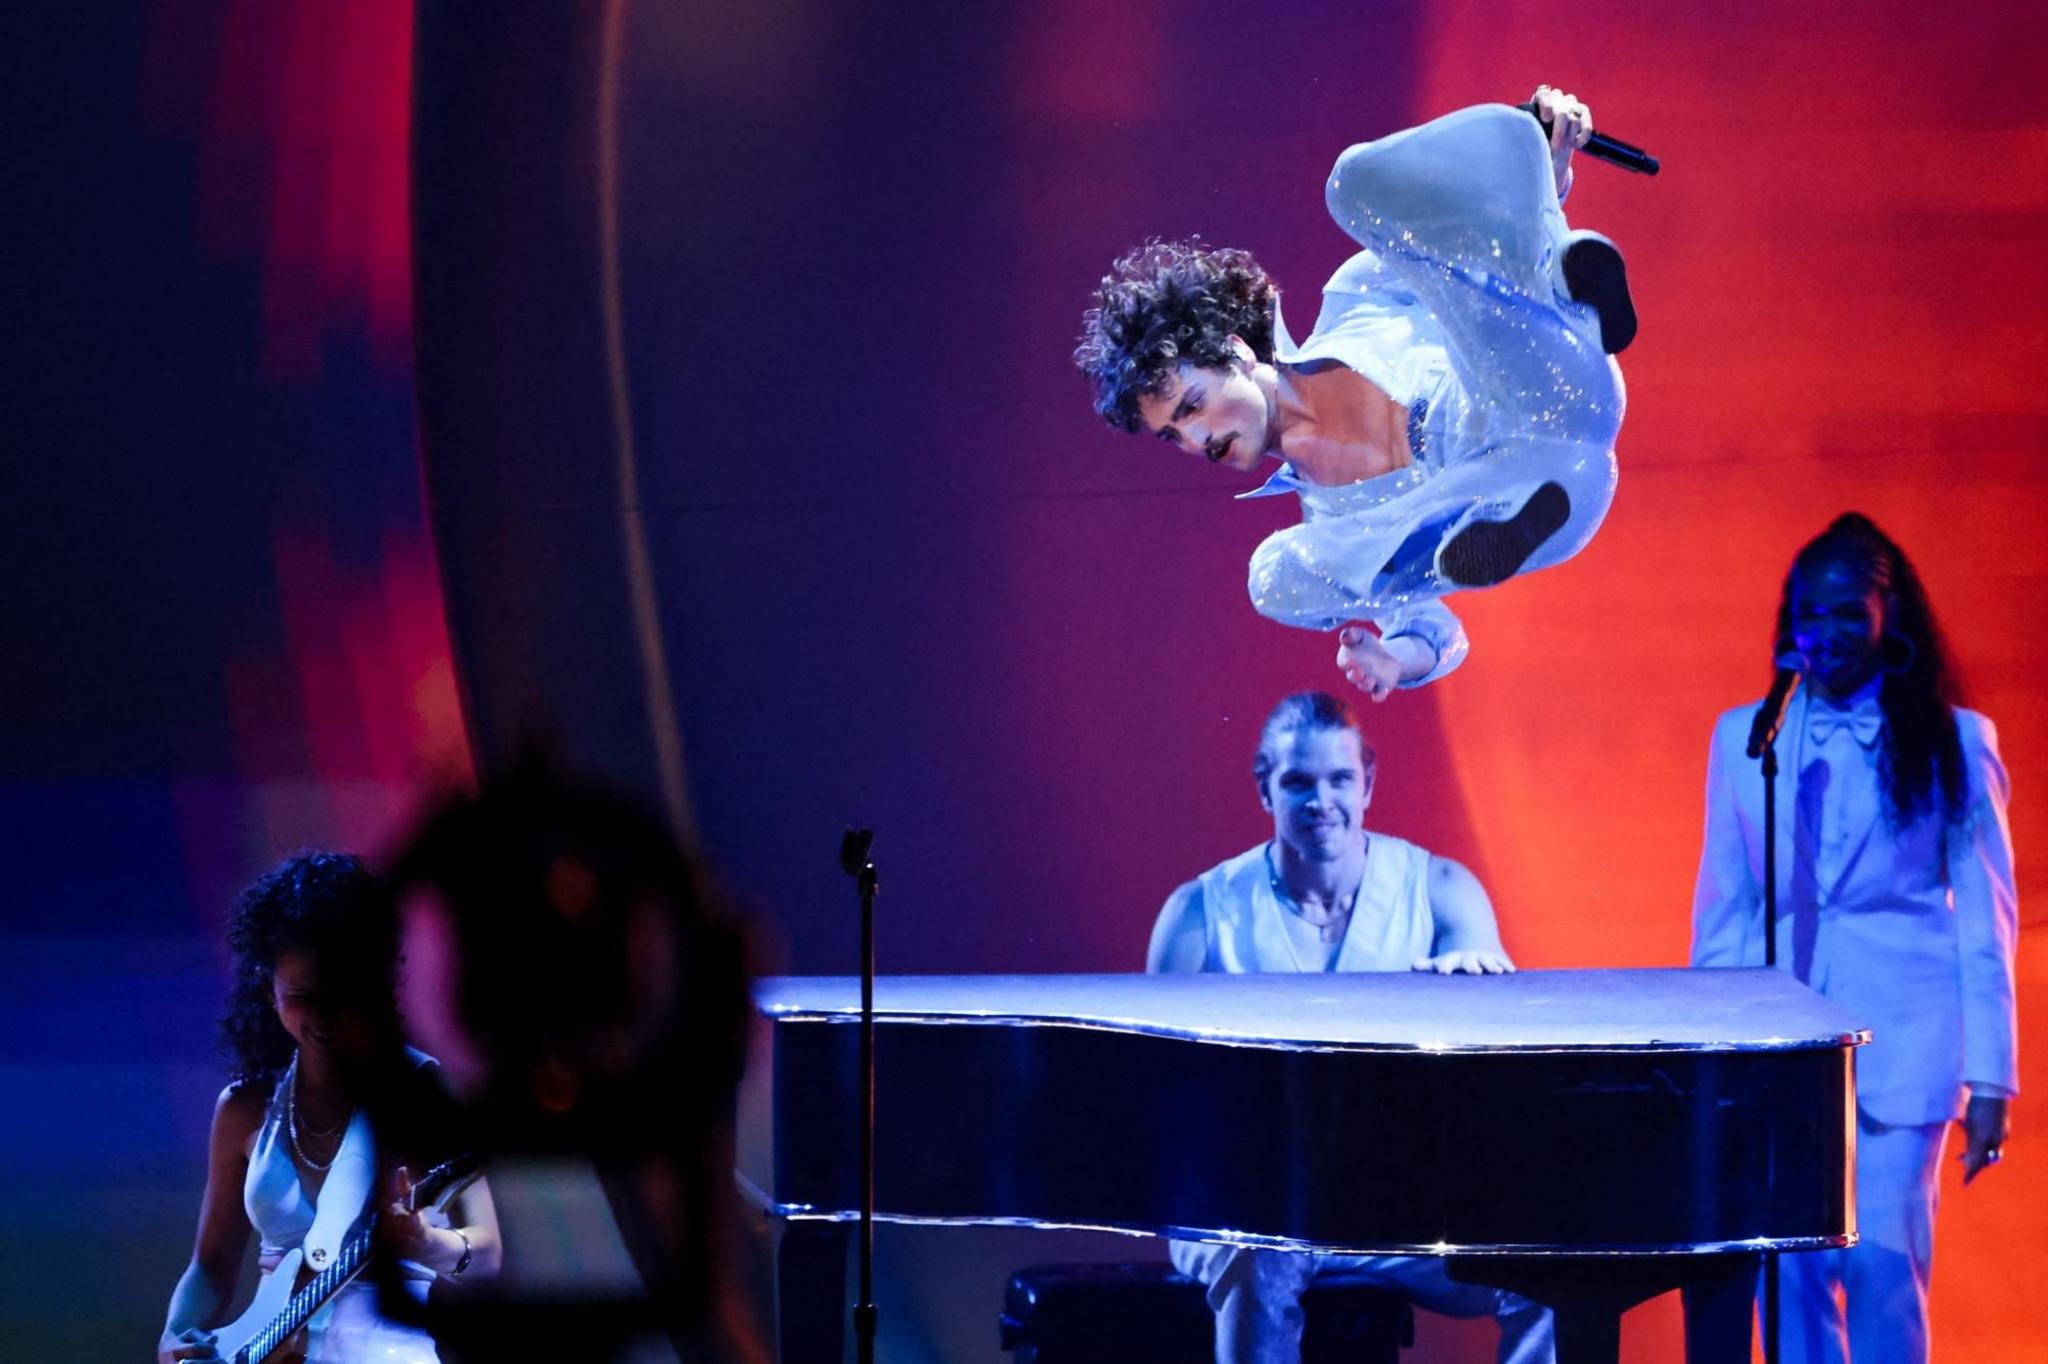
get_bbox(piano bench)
[999,1261,1414,1363]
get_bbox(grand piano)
[738,968,1864,1362]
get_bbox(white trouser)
[1323,103,1621,444]
[1171,1239,1555,1364]
[1772,1114,1949,1364]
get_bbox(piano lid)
[754,968,1868,1054]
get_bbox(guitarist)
[159,853,500,1364]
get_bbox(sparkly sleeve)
[1378,598,1468,687]
[1246,525,1468,686]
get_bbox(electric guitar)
[212,1151,482,1364]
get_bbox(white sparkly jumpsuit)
[1243,103,1626,682]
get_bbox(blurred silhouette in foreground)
[370,758,768,1364]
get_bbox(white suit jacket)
[1690,691,2019,1125]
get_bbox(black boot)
[1439,482,1572,588]
[1561,230,1637,355]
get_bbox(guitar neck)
[234,1155,480,1364]
[236,1221,376,1364]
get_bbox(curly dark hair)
[218,850,397,1092]
[1774,512,1967,827]
[1074,239,1278,433]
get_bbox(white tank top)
[241,1054,441,1364]
[1195,835,1436,973]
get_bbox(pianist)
[1146,691,1553,1364]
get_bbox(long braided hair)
[1773,513,1968,827]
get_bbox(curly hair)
[1074,239,1278,433]
[1774,512,1968,827]
[218,851,397,1092]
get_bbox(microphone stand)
[839,829,879,1364]
[1743,652,1801,1364]
[1758,736,1782,1364]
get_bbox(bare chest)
[1280,364,1412,485]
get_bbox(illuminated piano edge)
[736,1171,1857,1258]
[756,1006,1870,1057]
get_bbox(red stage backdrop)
[6,2,2039,1360]
[1406,4,2048,1357]
[594,2,2048,1356]
[501,1,2048,1357]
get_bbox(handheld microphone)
[1745,653,1807,759]
[1516,102,1660,176]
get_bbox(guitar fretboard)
[230,1153,475,1364]
[236,1218,374,1364]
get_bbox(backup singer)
[1691,514,2018,1364]
[1075,86,1632,701]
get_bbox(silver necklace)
[284,1052,350,1172]
[1265,842,1364,967]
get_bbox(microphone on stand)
[1745,652,1807,760]
[1516,101,1660,175]
[1742,652,1801,1364]
[839,827,874,876]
